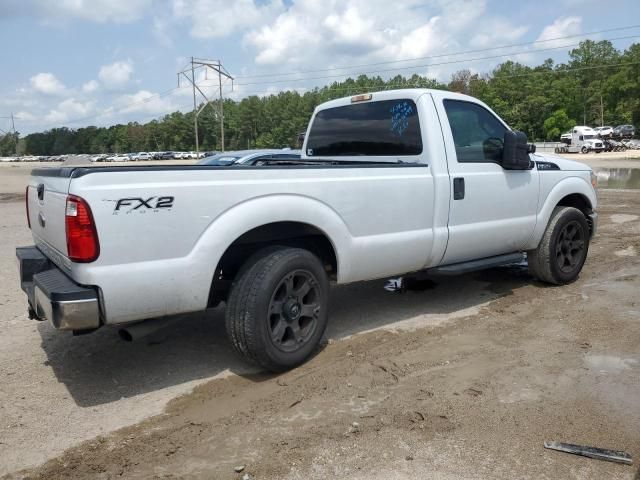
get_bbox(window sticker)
[390,101,414,136]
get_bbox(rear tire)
[527,207,590,285]
[225,247,329,372]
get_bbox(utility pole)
[218,65,225,152]
[0,113,17,155]
[190,57,199,153]
[177,58,233,153]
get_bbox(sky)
[1,0,640,135]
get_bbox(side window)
[306,99,422,156]
[443,100,507,163]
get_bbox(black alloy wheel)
[555,220,586,274]
[268,270,322,353]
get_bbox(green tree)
[543,109,576,141]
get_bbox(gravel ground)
[0,160,639,479]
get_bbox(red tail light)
[25,186,31,229]
[65,195,100,262]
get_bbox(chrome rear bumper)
[16,246,101,331]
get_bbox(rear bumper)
[16,246,101,331]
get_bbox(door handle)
[453,177,465,200]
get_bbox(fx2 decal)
[113,196,174,214]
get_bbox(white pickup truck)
[17,89,598,371]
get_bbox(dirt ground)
[1,160,639,479]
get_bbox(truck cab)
[571,126,604,153]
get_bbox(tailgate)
[27,169,73,260]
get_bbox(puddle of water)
[585,354,638,373]
[594,168,640,189]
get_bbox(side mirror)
[502,130,532,170]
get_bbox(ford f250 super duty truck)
[16,89,598,371]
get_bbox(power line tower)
[178,57,233,153]
[0,113,17,155]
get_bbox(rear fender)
[191,194,352,283]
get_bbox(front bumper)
[16,246,101,331]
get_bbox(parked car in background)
[613,125,636,138]
[160,151,175,160]
[197,149,302,166]
[560,131,572,144]
[106,153,130,162]
[137,152,152,161]
[594,126,613,137]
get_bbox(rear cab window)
[306,99,423,157]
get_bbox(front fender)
[190,194,353,283]
[525,175,597,250]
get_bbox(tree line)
[2,40,639,156]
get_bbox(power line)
[24,30,640,132]
[234,60,640,97]
[232,24,640,80]
[232,34,640,87]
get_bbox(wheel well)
[556,193,594,233]
[208,222,338,307]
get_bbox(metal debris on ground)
[544,441,633,465]
[384,277,403,292]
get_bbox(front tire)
[581,146,589,154]
[528,207,590,285]
[225,247,329,372]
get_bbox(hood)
[532,152,591,171]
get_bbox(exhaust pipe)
[118,316,180,342]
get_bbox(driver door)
[438,99,538,265]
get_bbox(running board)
[430,253,526,276]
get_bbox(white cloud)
[44,98,94,123]
[470,18,529,49]
[323,6,385,54]
[172,0,285,38]
[98,61,133,89]
[30,72,66,95]
[243,0,488,67]
[4,0,152,23]
[14,111,37,122]
[536,16,582,47]
[116,90,177,115]
[82,80,99,93]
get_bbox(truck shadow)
[38,264,533,407]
